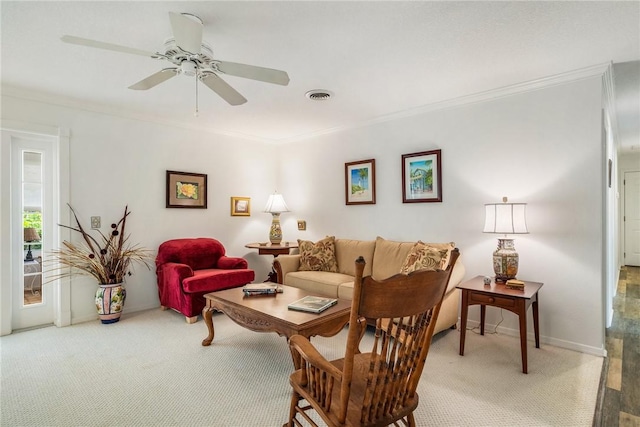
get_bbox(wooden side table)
[245,242,298,282]
[457,275,543,374]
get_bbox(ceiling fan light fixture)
[306,89,333,101]
[181,60,197,76]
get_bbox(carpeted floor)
[1,308,602,426]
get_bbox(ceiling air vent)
[306,90,332,101]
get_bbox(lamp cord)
[461,309,505,335]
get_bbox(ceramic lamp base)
[269,213,283,245]
[493,238,519,282]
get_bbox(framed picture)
[231,197,251,216]
[166,170,207,209]
[402,149,442,203]
[345,159,376,205]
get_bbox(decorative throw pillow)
[297,236,339,272]
[400,242,448,274]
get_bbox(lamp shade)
[264,193,290,214]
[483,202,528,234]
[24,227,40,242]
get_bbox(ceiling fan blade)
[61,35,158,57]
[200,73,247,106]
[216,61,290,86]
[169,12,202,54]
[128,69,178,90]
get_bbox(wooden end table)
[202,285,351,367]
[245,242,298,282]
[457,275,543,374]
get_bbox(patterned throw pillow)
[298,236,339,272]
[400,242,448,274]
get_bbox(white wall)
[1,96,279,323]
[2,74,610,354]
[277,76,606,354]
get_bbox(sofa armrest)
[273,254,301,284]
[157,262,194,284]
[217,256,249,270]
[446,257,466,293]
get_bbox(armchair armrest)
[217,256,248,270]
[273,254,301,284]
[158,262,194,283]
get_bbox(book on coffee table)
[288,295,338,314]
[243,283,282,296]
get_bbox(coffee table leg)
[202,306,215,346]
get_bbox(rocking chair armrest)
[289,335,342,380]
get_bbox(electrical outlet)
[90,216,101,229]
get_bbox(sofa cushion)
[372,237,456,280]
[298,236,339,272]
[182,269,254,294]
[400,242,448,274]
[285,271,353,298]
[371,237,416,280]
[335,239,376,277]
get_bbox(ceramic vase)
[95,283,126,324]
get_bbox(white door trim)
[0,123,70,335]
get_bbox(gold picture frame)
[166,170,207,209]
[231,197,251,216]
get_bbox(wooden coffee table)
[201,285,351,366]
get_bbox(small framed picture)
[402,150,442,203]
[345,159,376,205]
[166,170,208,208]
[231,197,251,216]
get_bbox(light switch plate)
[90,216,101,229]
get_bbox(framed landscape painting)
[166,170,207,208]
[402,150,442,203]
[345,159,376,205]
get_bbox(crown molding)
[277,62,612,144]
[3,62,612,145]
[1,85,271,144]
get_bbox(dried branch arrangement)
[47,205,151,284]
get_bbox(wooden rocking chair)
[285,249,460,427]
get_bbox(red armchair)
[156,238,255,323]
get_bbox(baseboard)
[463,319,607,357]
[71,303,161,325]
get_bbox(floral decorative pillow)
[297,236,339,272]
[400,242,448,274]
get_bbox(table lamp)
[24,227,40,261]
[264,192,290,245]
[483,197,528,282]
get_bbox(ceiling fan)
[61,12,290,108]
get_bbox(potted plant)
[48,205,151,323]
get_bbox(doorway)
[624,171,640,267]
[1,126,70,335]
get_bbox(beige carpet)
[0,308,602,426]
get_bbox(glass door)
[11,136,54,329]
[23,151,43,305]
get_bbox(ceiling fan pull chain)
[194,73,199,117]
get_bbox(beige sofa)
[274,236,464,335]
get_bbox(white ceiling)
[2,1,639,149]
